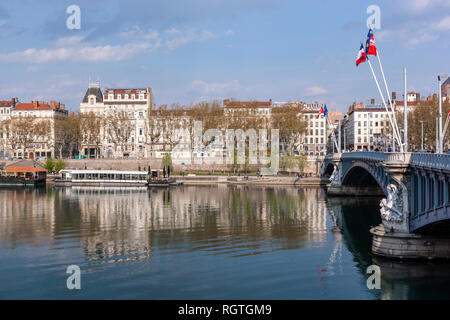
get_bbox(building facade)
[1,100,68,159]
[80,82,155,158]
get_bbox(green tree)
[162,153,172,169]
[44,158,54,173]
[54,159,65,172]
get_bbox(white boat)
[56,169,149,186]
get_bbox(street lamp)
[419,120,424,151]
[438,74,448,154]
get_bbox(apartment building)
[80,82,155,158]
[6,100,68,159]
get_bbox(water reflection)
[1,186,450,299]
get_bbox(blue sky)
[0,0,449,112]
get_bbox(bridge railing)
[341,151,386,162]
[410,153,450,171]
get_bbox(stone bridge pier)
[322,152,450,260]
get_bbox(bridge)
[322,152,450,259]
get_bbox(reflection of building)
[0,186,331,264]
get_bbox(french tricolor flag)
[356,43,367,67]
[316,106,324,119]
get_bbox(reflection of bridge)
[322,152,450,259]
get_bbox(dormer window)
[90,97,95,105]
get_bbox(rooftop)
[13,101,64,111]
[5,166,47,173]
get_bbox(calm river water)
[1,185,450,299]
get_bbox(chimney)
[370,98,375,105]
[432,93,437,101]
[269,99,272,105]
[416,93,420,102]
[427,95,431,102]
[33,101,39,109]
[50,101,55,108]
[392,92,396,100]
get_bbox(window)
[90,98,94,105]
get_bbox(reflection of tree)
[0,186,328,266]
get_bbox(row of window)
[11,144,50,149]
[105,94,146,101]
[356,113,387,118]
[71,173,147,181]
[309,121,325,128]
[357,121,386,127]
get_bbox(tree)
[396,100,450,151]
[10,117,36,157]
[44,157,54,173]
[54,159,65,172]
[270,105,307,170]
[106,111,133,157]
[33,119,52,157]
[83,112,104,158]
[162,152,172,168]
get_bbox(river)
[0,185,449,299]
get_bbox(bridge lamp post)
[438,74,448,154]
[436,117,439,153]
[419,120,424,151]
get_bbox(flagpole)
[376,50,403,151]
[326,116,339,151]
[366,58,402,147]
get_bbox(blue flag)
[323,104,328,117]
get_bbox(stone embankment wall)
[2,156,325,175]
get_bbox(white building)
[344,103,392,151]
[80,82,155,158]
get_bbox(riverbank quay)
[45,174,326,187]
[175,175,327,186]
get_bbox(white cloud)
[187,80,241,96]
[433,16,450,31]
[305,86,328,96]
[165,29,217,50]
[401,0,450,14]
[119,26,159,39]
[225,29,234,36]
[0,26,228,64]
[406,33,438,47]
[0,35,160,64]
